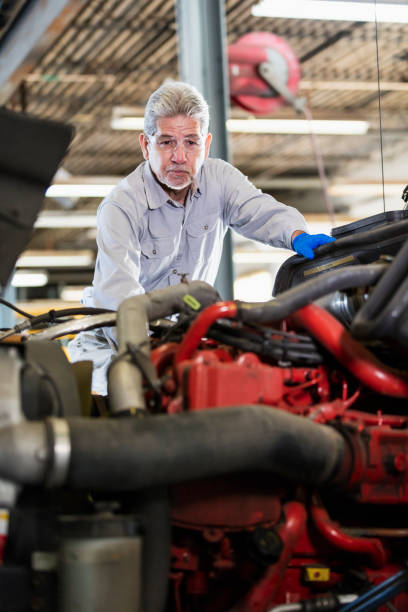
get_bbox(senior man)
[68,80,334,395]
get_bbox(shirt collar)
[143,162,170,209]
[143,161,202,208]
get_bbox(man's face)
[139,115,212,191]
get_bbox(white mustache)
[167,166,190,173]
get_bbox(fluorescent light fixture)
[12,270,48,287]
[17,250,94,268]
[111,114,368,135]
[60,286,86,302]
[35,213,97,228]
[111,116,144,131]
[111,106,144,131]
[46,184,115,198]
[252,0,408,23]
[227,119,369,135]
[329,183,404,196]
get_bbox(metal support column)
[0,283,16,329]
[176,0,234,300]
[0,0,87,104]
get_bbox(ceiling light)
[60,286,86,302]
[252,0,408,23]
[46,184,115,198]
[35,213,97,228]
[111,116,145,131]
[111,114,368,136]
[328,183,404,196]
[227,119,369,135]
[12,270,48,287]
[16,251,94,268]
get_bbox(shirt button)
[204,225,208,230]
[152,249,157,255]
[173,269,177,274]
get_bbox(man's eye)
[187,140,199,146]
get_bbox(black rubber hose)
[311,218,408,256]
[64,406,347,491]
[236,264,386,324]
[208,327,323,364]
[359,275,408,341]
[351,237,408,339]
[0,307,114,342]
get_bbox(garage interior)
[2,0,408,309]
[1,2,408,612]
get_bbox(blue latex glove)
[292,232,336,259]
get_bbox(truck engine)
[1,210,408,612]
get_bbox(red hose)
[310,496,387,568]
[291,304,408,398]
[174,302,237,365]
[237,502,307,611]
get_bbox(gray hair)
[144,81,210,137]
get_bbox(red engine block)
[150,302,408,612]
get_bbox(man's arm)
[92,201,145,311]
[221,162,307,249]
[219,161,334,257]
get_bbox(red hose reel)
[228,32,303,114]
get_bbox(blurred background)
[1,0,407,321]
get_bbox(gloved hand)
[292,232,335,259]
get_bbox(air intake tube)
[0,406,348,491]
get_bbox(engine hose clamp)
[45,417,71,487]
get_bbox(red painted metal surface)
[310,496,387,568]
[158,298,408,610]
[171,473,282,529]
[236,502,307,611]
[291,304,408,398]
[175,348,330,412]
[174,301,237,365]
[356,426,408,503]
[184,352,286,410]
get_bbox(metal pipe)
[291,304,408,398]
[174,301,237,364]
[107,294,150,414]
[32,280,220,342]
[237,264,386,324]
[310,496,387,568]
[108,281,220,414]
[339,569,408,612]
[268,594,358,612]
[233,502,307,612]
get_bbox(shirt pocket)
[186,212,220,260]
[140,237,175,259]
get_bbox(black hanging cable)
[0,297,34,319]
[374,0,386,213]
[0,306,114,341]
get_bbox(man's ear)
[204,132,212,159]
[139,133,149,160]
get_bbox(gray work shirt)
[69,158,307,394]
